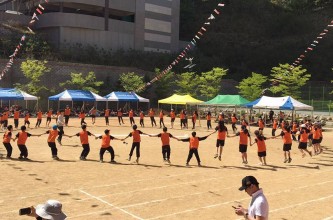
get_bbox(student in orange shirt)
[213,121,229,161]
[278,126,293,163]
[192,111,198,130]
[180,110,186,129]
[230,125,251,164]
[96,129,122,163]
[117,108,124,125]
[90,107,97,125]
[104,108,110,126]
[24,111,30,128]
[122,124,149,163]
[170,109,176,129]
[312,123,322,155]
[13,125,40,160]
[2,110,9,128]
[149,127,179,163]
[14,108,20,129]
[218,112,224,122]
[35,109,43,128]
[139,111,145,127]
[271,118,278,136]
[71,124,96,160]
[3,125,14,158]
[46,108,53,127]
[291,121,298,141]
[129,109,135,126]
[206,111,212,130]
[251,130,273,165]
[79,111,86,125]
[64,105,71,126]
[298,124,312,158]
[159,110,165,128]
[231,113,238,133]
[179,131,212,167]
[149,108,156,127]
[42,125,70,160]
[258,118,265,133]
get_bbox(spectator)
[27,199,67,219]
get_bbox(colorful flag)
[218,3,225,7]
[38,4,45,10]
[205,22,211,25]
[214,9,220,15]
[36,8,43,14]
[32,13,39,20]
[208,14,215,20]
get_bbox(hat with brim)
[239,176,259,191]
[36,200,67,220]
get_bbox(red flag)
[36,8,43,15]
[307,47,313,51]
[214,9,220,15]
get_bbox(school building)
[0,0,180,53]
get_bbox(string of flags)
[136,2,226,92]
[290,19,333,69]
[0,1,49,81]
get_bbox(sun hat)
[239,176,259,191]
[52,125,58,130]
[35,200,67,220]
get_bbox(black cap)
[104,129,110,134]
[239,176,259,191]
[133,125,137,130]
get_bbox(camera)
[19,207,31,215]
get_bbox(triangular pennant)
[208,14,215,20]
[32,13,39,20]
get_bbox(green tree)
[236,72,268,101]
[119,72,145,92]
[154,68,176,99]
[270,64,310,99]
[59,71,103,93]
[175,71,199,95]
[15,59,50,97]
[198,67,228,100]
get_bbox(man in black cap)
[235,176,269,220]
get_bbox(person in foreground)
[235,176,269,220]
[26,199,66,220]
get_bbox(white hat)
[300,124,306,128]
[36,200,67,220]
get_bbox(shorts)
[47,117,51,122]
[319,137,323,143]
[239,144,247,153]
[283,143,292,151]
[257,151,266,157]
[298,142,307,149]
[216,139,225,147]
[91,115,96,118]
[171,118,175,122]
[312,139,320,144]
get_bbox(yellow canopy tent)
[158,94,203,105]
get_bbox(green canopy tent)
[204,95,250,106]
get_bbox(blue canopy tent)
[0,88,38,108]
[104,91,149,110]
[48,90,107,110]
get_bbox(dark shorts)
[298,142,307,149]
[47,117,51,122]
[312,139,320,144]
[239,144,247,153]
[258,151,266,157]
[171,118,175,122]
[319,137,323,143]
[91,115,96,118]
[216,139,225,147]
[283,143,292,151]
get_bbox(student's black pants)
[105,116,109,125]
[14,119,19,128]
[48,142,58,156]
[81,144,90,158]
[65,115,70,125]
[162,145,171,160]
[3,142,12,157]
[18,144,28,158]
[129,142,140,158]
[187,148,200,163]
[150,117,156,126]
[57,126,64,142]
[100,146,115,161]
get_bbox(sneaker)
[244,161,248,164]
[53,156,59,160]
[198,163,202,167]
[167,159,171,164]
[186,163,189,166]
[127,156,131,161]
[288,158,292,163]
[218,156,221,161]
[214,154,218,159]
[100,159,103,163]
[136,158,139,164]
[6,156,11,159]
[284,159,288,163]
[110,160,117,164]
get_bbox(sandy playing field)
[0,116,332,220]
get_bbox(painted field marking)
[79,189,144,220]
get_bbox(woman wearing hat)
[27,199,67,220]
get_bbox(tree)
[237,72,268,101]
[175,71,199,95]
[119,72,145,92]
[153,68,176,99]
[15,59,50,97]
[198,67,228,100]
[59,71,103,93]
[269,64,310,99]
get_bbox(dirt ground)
[0,117,332,220]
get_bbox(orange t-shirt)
[231,116,237,123]
[255,137,266,152]
[79,113,85,119]
[189,137,199,149]
[16,131,30,145]
[159,112,164,119]
[129,130,142,143]
[170,112,175,119]
[206,114,211,121]
[24,113,30,121]
[37,112,43,119]
[117,111,123,117]
[273,121,278,129]
[3,131,12,143]
[76,131,92,144]
[100,135,115,148]
[47,130,59,143]
[14,111,20,119]
[2,112,8,120]
[47,110,52,117]
[149,110,154,117]
[313,128,321,140]
[104,110,110,117]
[300,130,309,142]
[258,120,264,129]
[180,112,185,120]
[91,109,97,115]
[192,114,197,122]
[292,124,298,132]
[140,112,144,119]
[129,111,134,117]
[158,132,172,146]
[238,130,250,145]
[64,108,71,116]
[282,131,292,144]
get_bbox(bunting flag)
[1,1,48,80]
[136,2,226,92]
[290,19,333,69]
